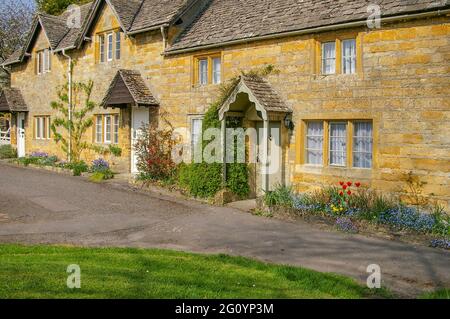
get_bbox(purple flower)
[430,239,450,250]
[31,151,48,158]
[91,158,110,172]
[336,217,358,233]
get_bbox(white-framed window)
[35,116,51,140]
[212,57,221,84]
[95,114,119,144]
[37,52,42,75]
[95,115,102,143]
[198,59,208,85]
[99,35,105,63]
[329,122,347,166]
[115,32,121,60]
[113,115,119,144]
[191,118,203,160]
[322,42,336,75]
[107,33,113,62]
[342,39,356,74]
[36,49,51,75]
[104,115,112,143]
[306,121,324,165]
[353,122,373,168]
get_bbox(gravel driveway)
[0,163,448,297]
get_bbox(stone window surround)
[98,29,122,64]
[314,32,363,76]
[299,119,374,169]
[94,114,119,145]
[34,115,51,140]
[192,52,222,87]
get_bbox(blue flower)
[336,217,358,233]
[430,239,450,250]
[379,206,435,233]
[91,158,110,172]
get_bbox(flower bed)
[261,183,450,250]
[13,153,113,181]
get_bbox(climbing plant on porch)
[178,65,278,199]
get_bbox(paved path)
[0,163,448,297]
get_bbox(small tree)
[134,116,177,182]
[50,78,95,162]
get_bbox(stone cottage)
[1,0,449,207]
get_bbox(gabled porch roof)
[101,69,159,108]
[219,75,291,121]
[0,88,28,113]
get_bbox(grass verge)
[0,244,390,299]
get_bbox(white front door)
[256,121,282,193]
[16,113,26,157]
[131,107,149,174]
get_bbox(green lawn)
[421,289,450,299]
[0,244,389,299]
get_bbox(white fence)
[0,129,10,145]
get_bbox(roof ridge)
[128,0,147,32]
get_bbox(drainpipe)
[160,26,168,50]
[61,49,72,162]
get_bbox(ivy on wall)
[179,65,278,199]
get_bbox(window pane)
[40,118,45,139]
[329,123,347,166]
[105,116,112,143]
[199,59,208,85]
[96,116,102,143]
[47,117,51,139]
[43,50,48,72]
[342,39,356,74]
[48,50,51,71]
[38,52,43,74]
[322,42,336,74]
[191,119,203,160]
[107,33,113,61]
[115,32,121,60]
[36,118,41,138]
[212,57,221,84]
[100,35,105,62]
[306,122,323,165]
[353,122,373,168]
[114,115,119,144]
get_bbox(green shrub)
[178,163,223,198]
[70,161,89,176]
[226,163,250,198]
[264,185,294,208]
[108,144,122,157]
[89,170,114,183]
[0,145,17,159]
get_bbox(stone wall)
[9,3,450,207]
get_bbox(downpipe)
[61,49,72,162]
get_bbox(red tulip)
[339,181,345,186]
[343,185,348,190]
[347,190,352,195]
[347,182,352,187]
[355,182,361,188]
[339,192,344,197]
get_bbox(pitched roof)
[0,88,28,113]
[240,75,291,113]
[168,0,450,52]
[101,69,159,108]
[129,0,192,33]
[3,0,192,65]
[219,75,290,120]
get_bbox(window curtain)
[330,123,347,165]
[342,39,356,74]
[199,60,208,85]
[322,42,336,74]
[212,57,221,84]
[306,122,323,165]
[353,122,373,168]
[191,119,203,159]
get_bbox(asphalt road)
[0,163,448,297]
